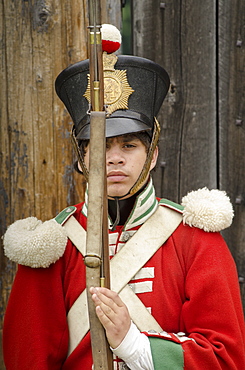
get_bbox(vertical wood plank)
[133,0,217,202]
[178,1,217,196]
[132,0,178,201]
[0,1,89,367]
[101,0,122,27]
[218,0,245,307]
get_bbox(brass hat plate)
[84,53,134,115]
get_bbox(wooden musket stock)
[85,1,113,369]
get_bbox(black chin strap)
[109,180,150,231]
[111,197,120,231]
[109,189,137,231]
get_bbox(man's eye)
[124,144,136,148]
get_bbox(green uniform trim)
[149,337,184,369]
[159,198,184,213]
[55,206,77,225]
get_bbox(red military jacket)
[3,183,245,369]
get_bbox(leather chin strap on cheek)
[71,126,89,182]
[129,117,160,196]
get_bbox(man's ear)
[150,146,159,171]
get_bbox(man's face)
[83,134,158,199]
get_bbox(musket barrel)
[86,1,112,368]
[85,111,112,369]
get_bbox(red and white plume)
[101,24,121,54]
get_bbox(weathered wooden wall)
[218,0,245,306]
[132,0,245,308]
[0,1,121,367]
[133,0,218,198]
[0,0,244,368]
[0,2,88,367]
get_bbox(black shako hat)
[55,54,170,140]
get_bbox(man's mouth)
[107,171,127,182]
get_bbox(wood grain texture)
[0,0,122,366]
[133,0,217,201]
[218,0,245,305]
[0,1,244,367]
[132,0,244,309]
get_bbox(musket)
[84,0,113,369]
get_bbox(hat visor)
[76,117,151,140]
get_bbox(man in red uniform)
[3,25,245,369]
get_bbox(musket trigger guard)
[84,253,102,268]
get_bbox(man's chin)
[107,187,132,200]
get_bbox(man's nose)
[107,147,125,165]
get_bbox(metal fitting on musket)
[88,1,104,113]
[88,25,103,112]
[84,253,102,268]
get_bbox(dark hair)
[120,132,151,151]
[74,131,152,174]
[81,131,151,153]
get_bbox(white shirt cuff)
[112,322,154,370]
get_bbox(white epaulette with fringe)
[2,187,234,268]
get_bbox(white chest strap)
[63,206,182,355]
